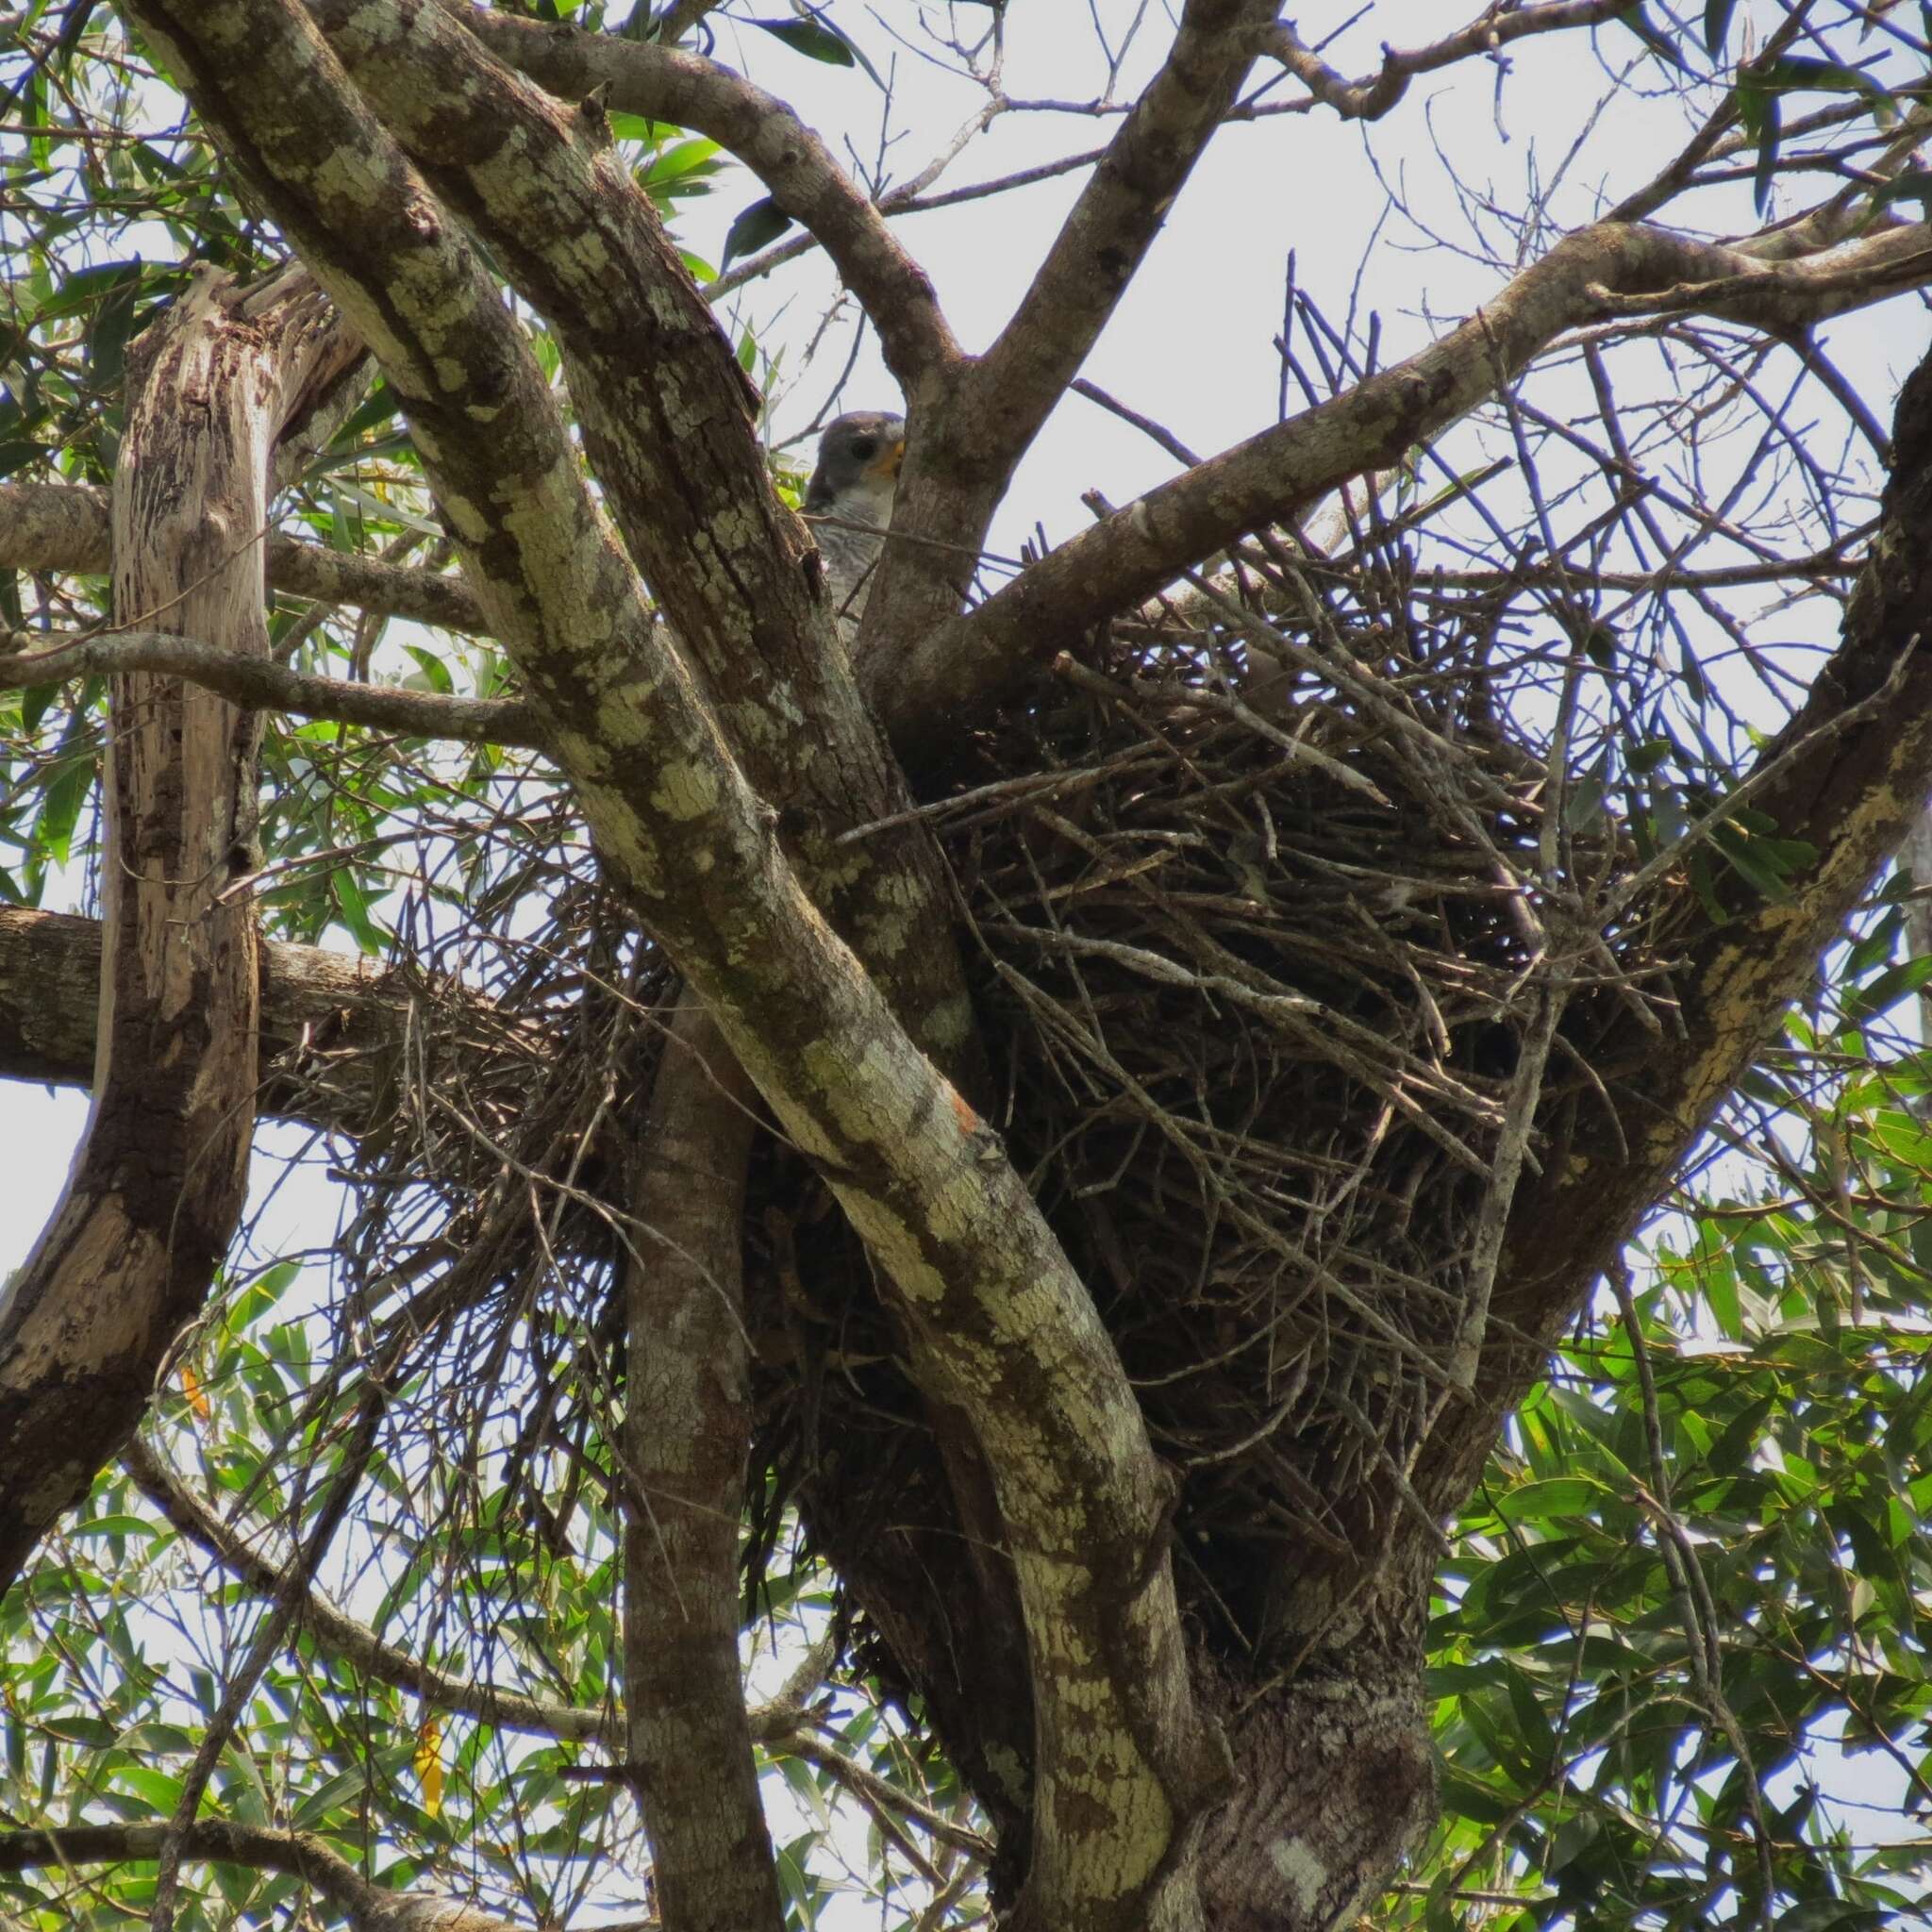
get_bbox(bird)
[803,410,906,641]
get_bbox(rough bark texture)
[623,992,781,1932]
[0,477,487,633]
[0,1822,528,1932]
[0,905,495,1132]
[313,0,977,1070]
[0,267,360,1593]
[124,8,1224,1926]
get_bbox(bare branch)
[0,905,502,1132]
[887,215,1932,751]
[620,991,780,1932]
[0,478,491,634]
[0,627,543,745]
[865,0,1275,672]
[125,1436,622,1747]
[1259,1,1642,123]
[0,1821,539,1932]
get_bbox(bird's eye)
[849,437,876,459]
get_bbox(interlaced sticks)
[250,262,1849,1672]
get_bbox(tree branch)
[441,2,961,389]
[0,266,361,1600]
[0,1821,542,1932]
[0,478,491,634]
[124,1435,621,1747]
[312,0,977,1068]
[1407,332,1932,1562]
[0,627,544,745]
[861,0,1275,656]
[620,991,780,1932]
[131,8,1223,1923]
[885,214,1932,754]
[1258,0,1642,123]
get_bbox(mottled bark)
[622,991,780,1932]
[0,478,487,633]
[312,0,976,1068]
[0,905,496,1132]
[125,8,1221,1926]
[0,267,360,1594]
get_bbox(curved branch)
[0,268,361,1599]
[0,628,543,745]
[312,0,977,1069]
[862,0,1275,654]
[0,1821,545,1932]
[442,2,961,388]
[1258,0,1642,123]
[124,1436,620,1747]
[0,479,491,635]
[886,214,1932,753]
[132,7,1224,1922]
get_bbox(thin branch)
[0,627,545,746]
[124,1436,621,1747]
[1259,1,1644,123]
[887,215,1932,750]
[0,478,491,634]
[0,1821,544,1932]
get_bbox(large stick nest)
[304,527,1689,1682]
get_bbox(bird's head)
[804,410,907,525]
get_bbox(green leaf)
[721,196,795,270]
[750,12,883,86]
[1752,88,1783,214]
[330,869,389,955]
[1703,0,1735,58]
[1614,4,1687,70]
[1494,1476,1613,1524]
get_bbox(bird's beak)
[879,436,906,481]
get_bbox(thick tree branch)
[130,7,1223,1924]
[885,215,1932,754]
[620,991,780,1932]
[312,0,976,1068]
[0,478,491,634]
[862,0,1275,657]
[0,628,543,745]
[0,1821,544,1932]
[0,906,499,1134]
[1406,334,1932,1562]
[972,0,1274,448]
[440,2,961,389]
[0,267,361,1599]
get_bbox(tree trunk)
[0,266,360,1592]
